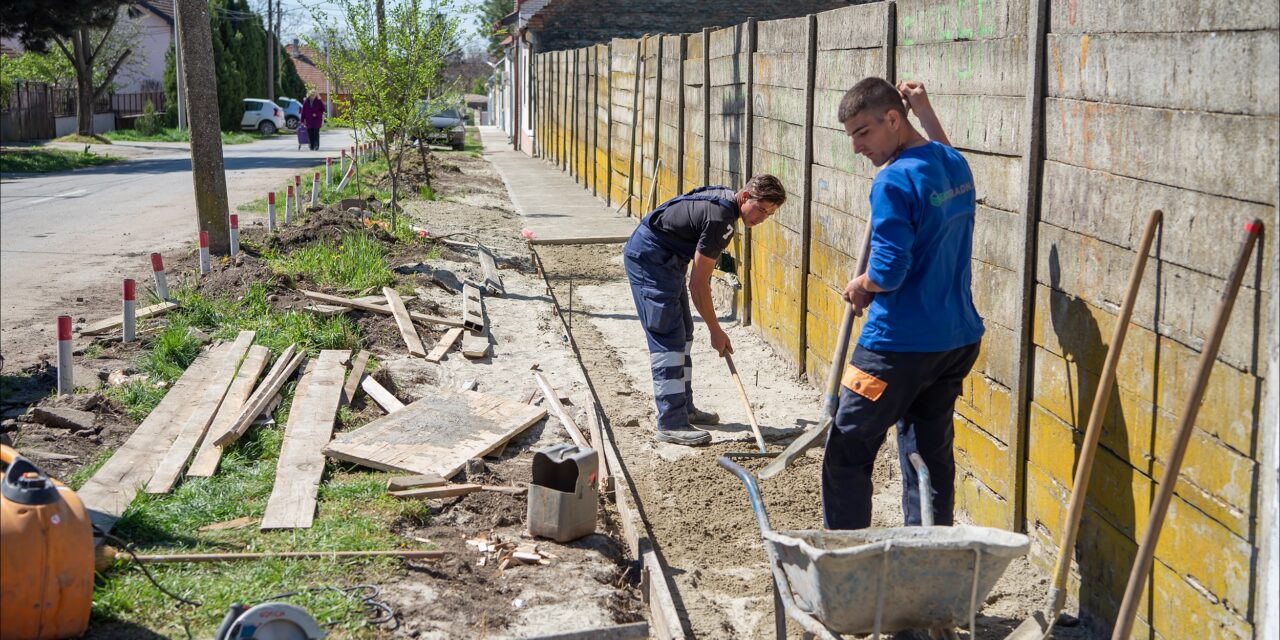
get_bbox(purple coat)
[301,98,326,129]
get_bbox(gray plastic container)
[527,444,598,542]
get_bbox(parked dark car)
[413,102,466,150]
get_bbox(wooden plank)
[198,516,257,532]
[341,350,371,404]
[78,344,226,532]
[388,484,527,500]
[586,404,612,493]
[533,372,589,448]
[146,331,256,493]
[80,301,178,336]
[476,243,505,296]
[261,350,349,530]
[426,327,463,363]
[462,282,485,332]
[386,473,448,492]
[524,623,649,640]
[360,375,405,413]
[304,304,349,316]
[643,550,687,640]
[461,331,490,359]
[322,387,547,479]
[528,235,632,246]
[210,346,304,447]
[298,289,464,328]
[187,344,271,477]
[383,287,427,357]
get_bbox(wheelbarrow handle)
[718,455,774,536]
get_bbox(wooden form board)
[476,243,505,296]
[426,327,463,363]
[187,344,271,477]
[323,388,547,479]
[360,374,405,412]
[462,283,485,332]
[341,350,371,404]
[260,350,349,529]
[78,343,228,531]
[80,301,178,336]
[461,331,490,359]
[298,289,464,328]
[383,287,427,357]
[210,345,303,447]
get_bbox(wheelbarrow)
[719,454,1030,639]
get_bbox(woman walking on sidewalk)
[301,90,326,151]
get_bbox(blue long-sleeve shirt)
[858,141,985,352]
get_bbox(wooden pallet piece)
[80,301,179,336]
[323,387,547,479]
[460,331,490,359]
[386,473,447,492]
[187,344,271,477]
[78,344,228,532]
[146,331,256,493]
[461,283,485,331]
[341,350,371,404]
[261,350,350,530]
[388,484,526,500]
[360,375,405,413]
[533,372,589,448]
[476,243,505,296]
[426,327,463,363]
[210,346,303,447]
[299,289,463,328]
[383,287,427,357]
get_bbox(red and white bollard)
[294,175,302,213]
[151,252,169,300]
[340,149,347,174]
[198,230,211,274]
[229,214,240,257]
[56,315,73,396]
[286,185,295,224]
[326,157,333,187]
[311,172,320,207]
[122,278,137,343]
[267,191,277,232]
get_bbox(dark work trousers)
[307,127,320,151]
[821,341,981,529]
[623,225,695,431]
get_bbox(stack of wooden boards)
[78,331,546,534]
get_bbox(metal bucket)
[527,444,598,542]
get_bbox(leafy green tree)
[278,46,306,99]
[476,0,511,59]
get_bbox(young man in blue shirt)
[824,78,985,529]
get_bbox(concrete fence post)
[797,13,818,375]
[198,231,211,274]
[702,28,711,186]
[228,214,240,257]
[122,278,137,343]
[150,252,169,301]
[676,34,686,196]
[56,315,73,396]
[742,17,758,326]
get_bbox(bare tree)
[52,10,144,136]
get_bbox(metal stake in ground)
[311,172,319,208]
[122,278,137,343]
[198,231,211,274]
[56,315,73,396]
[325,157,333,187]
[286,185,295,224]
[150,252,169,300]
[267,191,277,232]
[228,214,240,257]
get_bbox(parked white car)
[241,99,284,135]
[276,97,303,129]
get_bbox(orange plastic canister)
[0,448,95,640]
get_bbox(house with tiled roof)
[285,41,348,115]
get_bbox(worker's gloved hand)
[710,327,734,357]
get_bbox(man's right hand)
[710,328,734,357]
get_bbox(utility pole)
[175,0,231,255]
[175,1,186,130]
[266,0,274,99]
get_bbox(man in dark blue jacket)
[623,175,786,446]
[824,78,984,529]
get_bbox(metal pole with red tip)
[267,191,277,232]
[123,278,137,343]
[294,175,302,213]
[325,157,333,187]
[311,172,319,207]
[286,185,295,224]
[56,315,73,396]
[229,215,240,257]
[151,252,169,300]
[198,231,211,274]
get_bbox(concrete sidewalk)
[480,127,636,244]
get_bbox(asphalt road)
[0,129,356,366]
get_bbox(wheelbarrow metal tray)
[764,525,1029,634]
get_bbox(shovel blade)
[1004,611,1052,640]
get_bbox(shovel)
[725,354,767,453]
[1005,209,1163,640]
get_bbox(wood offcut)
[462,282,485,332]
[211,345,304,447]
[299,289,464,328]
[383,287,427,357]
[81,301,178,336]
[426,327,463,363]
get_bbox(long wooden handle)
[725,355,767,453]
[1047,210,1162,616]
[1112,220,1263,640]
[126,549,448,564]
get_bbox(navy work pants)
[822,342,981,529]
[623,225,695,431]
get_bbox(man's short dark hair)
[837,77,906,123]
[744,174,787,205]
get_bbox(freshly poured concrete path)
[480,127,637,244]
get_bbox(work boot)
[687,406,720,425]
[654,428,711,446]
